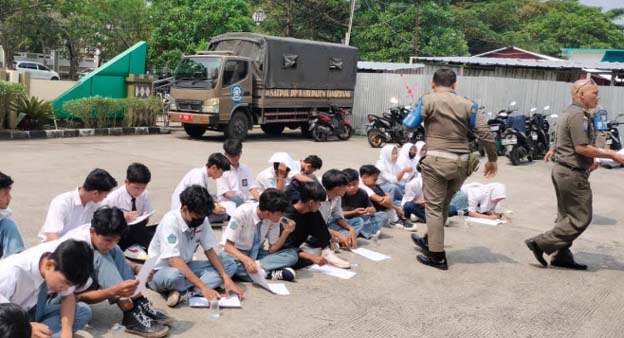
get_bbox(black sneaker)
[135,296,174,326]
[266,268,296,282]
[401,219,418,232]
[122,306,169,338]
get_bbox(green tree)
[148,0,255,73]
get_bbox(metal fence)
[352,73,624,133]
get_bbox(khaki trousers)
[533,164,592,254]
[421,156,469,253]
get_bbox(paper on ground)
[248,261,289,295]
[133,255,159,296]
[189,295,242,308]
[465,217,507,226]
[308,264,356,279]
[351,247,391,261]
[128,210,156,226]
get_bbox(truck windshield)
[174,57,221,89]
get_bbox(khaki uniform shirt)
[420,88,497,161]
[554,103,594,170]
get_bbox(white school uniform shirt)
[39,189,102,241]
[216,163,257,201]
[359,181,375,197]
[171,167,210,210]
[401,176,424,207]
[60,223,93,247]
[461,183,506,214]
[149,209,218,268]
[220,202,280,250]
[104,186,154,215]
[319,196,344,224]
[255,166,296,194]
[0,241,76,309]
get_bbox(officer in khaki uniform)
[404,69,498,270]
[526,79,624,270]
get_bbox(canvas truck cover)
[208,32,358,90]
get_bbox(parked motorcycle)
[367,97,425,148]
[605,114,623,151]
[527,106,551,157]
[308,105,353,142]
[485,101,517,156]
[502,108,534,165]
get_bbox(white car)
[14,61,60,80]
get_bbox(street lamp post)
[253,8,266,25]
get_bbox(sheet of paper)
[133,255,159,296]
[308,264,356,280]
[465,217,506,226]
[351,247,391,262]
[189,295,242,308]
[128,210,156,226]
[248,262,289,295]
[220,201,237,217]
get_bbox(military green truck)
[167,32,358,139]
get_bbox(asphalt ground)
[2,129,624,338]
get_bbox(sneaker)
[330,241,340,253]
[135,297,174,326]
[266,268,296,282]
[125,245,148,261]
[370,229,382,239]
[166,290,189,308]
[122,306,169,338]
[322,248,351,269]
[401,219,418,232]
[389,221,404,229]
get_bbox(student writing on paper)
[65,207,171,338]
[221,189,298,282]
[149,186,243,308]
[171,153,232,224]
[461,183,511,222]
[104,163,156,260]
[216,139,261,207]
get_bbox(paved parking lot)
[2,129,624,338]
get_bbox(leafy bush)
[63,96,161,128]
[63,96,123,128]
[11,95,54,130]
[0,82,25,129]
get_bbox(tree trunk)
[66,40,80,80]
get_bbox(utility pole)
[345,0,356,45]
[414,0,420,57]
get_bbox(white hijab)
[398,143,418,171]
[375,145,401,177]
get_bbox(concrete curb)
[0,127,172,141]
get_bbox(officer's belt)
[427,150,469,161]
[553,158,587,173]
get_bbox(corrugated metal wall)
[352,73,624,134]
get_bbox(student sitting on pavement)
[320,169,365,249]
[285,155,323,202]
[375,145,413,204]
[282,182,351,269]
[149,185,243,307]
[217,139,260,207]
[256,152,303,194]
[359,165,415,231]
[0,303,32,338]
[171,153,232,224]
[103,163,156,261]
[461,182,511,222]
[63,207,171,338]
[0,239,94,338]
[39,169,118,241]
[341,168,386,239]
[0,171,25,258]
[221,189,299,282]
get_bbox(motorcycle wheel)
[337,126,353,140]
[367,129,386,148]
[509,149,520,166]
[311,127,328,142]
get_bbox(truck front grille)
[175,100,203,112]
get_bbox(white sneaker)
[330,241,340,253]
[409,214,418,222]
[124,244,148,261]
[301,243,322,256]
[322,248,351,269]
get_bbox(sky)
[578,0,624,11]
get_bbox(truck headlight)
[202,104,219,113]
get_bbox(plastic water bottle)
[457,210,466,227]
[209,300,220,319]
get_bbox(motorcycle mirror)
[390,97,399,105]
[550,114,559,119]
[544,105,550,111]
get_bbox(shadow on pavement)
[450,246,518,264]
[575,251,624,272]
[591,214,618,226]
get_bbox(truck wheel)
[225,111,250,139]
[260,124,285,136]
[183,123,206,138]
[301,123,312,138]
[367,129,385,148]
